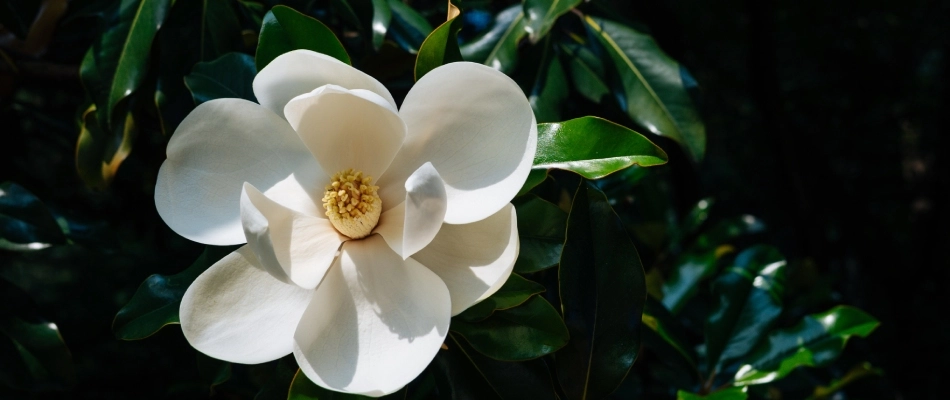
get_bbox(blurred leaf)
[79,0,172,129]
[112,246,237,340]
[523,0,581,43]
[668,197,715,250]
[529,38,568,123]
[512,195,566,274]
[184,52,258,105]
[806,362,882,400]
[196,352,231,388]
[287,368,407,399]
[662,215,766,314]
[456,273,546,322]
[459,5,524,74]
[414,12,462,80]
[387,0,432,54]
[584,16,706,162]
[706,246,787,375]
[734,306,879,386]
[534,116,669,179]
[256,5,351,70]
[560,41,610,103]
[370,0,392,51]
[0,182,65,251]
[556,182,647,399]
[200,0,242,60]
[642,298,696,370]
[452,296,568,361]
[0,279,75,391]
[677,386,748,400]
[75,104,136,190]
[254,356,298,400]
[0,1,40,39]
[449,334,558,400]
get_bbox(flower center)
[321,169,381,239]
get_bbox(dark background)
[1,0,947,398]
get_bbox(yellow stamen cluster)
[321,169,381,239]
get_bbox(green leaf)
[806,362,882,400]
[387,0,432,54]
[200,0,242,61]
[456,273,546,322]
[668,197,715,250]
[287,368,406,399]
[584,16,706,162]
[0,279,75,391]
[196,352,231,388]
[79,0,172,129]
[517,169,549,196]
[661,215,766,314]
[512,195,567,274]
[449,334,558,400]
[370,0,392,51]
[560,41,610,104]
[431,340,502,400]
[184,52,258,105]
[523,0,581,43]
[677,386,748,400]
[556,182,647,399]
[256,5,350,71]
[706,246,787,375]
[414,13,462,80]
[112,246,237,340]
[734,306,879,386]
[452,296,569,361]
[642,298,696,370]
[529,37,568,123]
[459,5,525,74]
[0,182,66,251]
[533,116,668,179]
[75,103,136,190]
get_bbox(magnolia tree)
[0,0,879,399]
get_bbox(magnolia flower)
[154,50,536,396]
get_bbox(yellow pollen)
[321,169,381,239]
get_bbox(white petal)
[412,203,518,316]
[293,235,450,397]
[284,85,406,179]
[253,50,396,117]
[241,183,345,289]
[155,98,326,245]
[378,62,537,224]
[180,245,313,364]
[375,162,447,259]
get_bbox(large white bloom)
[154,50,536,396]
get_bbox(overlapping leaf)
[0,182,65,251]
[256,5,350,70]
[184,52,258,105]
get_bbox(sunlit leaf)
[556,182,647,399]
[112,246,237,340]
[75,103,136,190]
[256,5,350,70]
[534,116,668,179]
[0,182,65,251]
[414,11,462,80]
[452,296,568,361]
[734,306,879,386]
[523,0,581,43]
[370,0,392,51]
[584,16,706,162]
[184,52,257,105]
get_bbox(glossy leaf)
[560,42,610,104]
[534,116,669,179]
[0,279,75,391]
[529,38,568,123]
[79,0,172,129]
[184,52,258,105]
[75,104,136,190]
[459,5,525,74]
[584,16,706,162]
[677,387,748,400]
[288,368,406,399]
[112,246,237,340]
[0,182,65,251]
[512,195,566,274]
[370,0,392,51]
[256,5,350,70]
[387,0,432,54]
[556,182,647,399]
[456,273,546,322]
[662,215,766,314]
[523,0,581,43]
[414,12,462,80]
[452,296,569,361]
[706,246,787,375]
[449,334,558,400]
[734,306,879,386]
